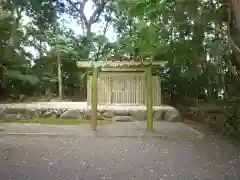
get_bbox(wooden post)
[55,15,62,100]
[91,67,98,131]
[145,65,153,132]
[57,51,62,100]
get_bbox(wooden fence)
[87,72,161,105]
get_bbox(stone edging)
[0,104,182,122]
[0,133,203,140]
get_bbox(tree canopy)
[0,0,239,110]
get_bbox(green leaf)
[6,70,40,85]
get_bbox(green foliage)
[0,0,240,135]
[218,97,240,121]
[6,70,39,85]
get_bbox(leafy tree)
[0,0,239,126]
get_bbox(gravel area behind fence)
[0,102,174,110]
[0,102,181,122]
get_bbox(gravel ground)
[0,134,240,180]
[0,102,173,110]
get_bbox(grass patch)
[3,118,112,125]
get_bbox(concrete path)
[0,122,204,139]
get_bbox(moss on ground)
[3,118,112,125]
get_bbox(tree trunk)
[57,50,62,100]
[230,0,240,70]
[54,4,62,100]
[1,6,23,99]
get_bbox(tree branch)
[66,0,107,33]
[0,64,7,72]
[95,14,110,61]
[79,0,89,28]
[211,26,240,58]
[89,0,108,26]
[65,0,89,29]
[207,24,240,73]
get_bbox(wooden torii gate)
[76,60,167,132]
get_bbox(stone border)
[0,103,182,122]
[1,133,203,140]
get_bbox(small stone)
[164,108,182,122]
[85,111,105,120]
[153,110,164,121]
[60,110,84,119]
[131,110,146,121]
[112,116,134,122]
[115,110,130,116]
[102,110,115,118]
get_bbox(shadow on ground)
[0,121,204,140]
